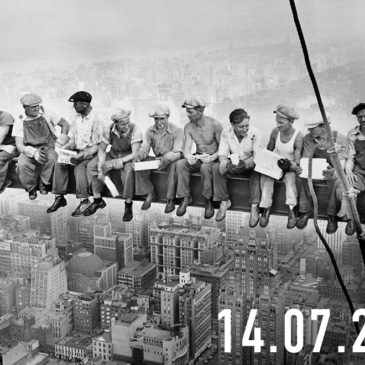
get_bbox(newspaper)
[56,148,78,165]
[254,149,283,180]
[299,158,327,180]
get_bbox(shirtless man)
[176,97,223,219]
[259,105,303,229]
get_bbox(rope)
[288,0,360,335]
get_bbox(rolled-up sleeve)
[172,127,184,153]
[131,126,143,145]
[101,122,113,145]
[12,118,24,138]
[345,131,357,161]
[139,130,153,158]
[91,117,104,146]
[218,131,230,158]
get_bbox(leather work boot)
[71,199,91,217]
[204,198,215,219]
[326,215,338,234]
[287,208,298,229]
[164,199,176,214]
[141,193,155,210]
[259,207,270,228]
[47,195,67,213]
[216,200,232,222]
[123,201,133,222]
[28,187,37,200]
[296,212,312,229]
[176,196,192,217]
[249,204,260,228]
[345,219,356,236]
[38,180,49,195]
[83,199,107,216]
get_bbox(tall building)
[225,211,246,244]
[94,223,133,269]
[150,223,224,276]
[252,285,285,365]
[18,200,69,245]
[0,240,11,275]
[30,255,67,309]
[219,226,276,365]
[317,220,345,252]
[234,227,276,299]
[0,278,16,316]
[178,271,212,360]
[74,294,99,335]
[10,233,56,277]
[190,258,233,339]
[125,211,148,248]
[16,282,31,312]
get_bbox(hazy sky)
[1,0,365,71]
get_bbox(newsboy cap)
[274,104,299,120]
[20,93,42,106]
[181,96,206,109]
[305,112,330,129]
[68,91,92,103]
[111,108,131,121]
[352,103,365,115]
[148,103,170,118]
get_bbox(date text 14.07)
[219,308,365,353]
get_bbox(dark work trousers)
[212,163,261,205]
[87,156,135,200]
[0,149,18,189]
[52,156,94,199]
[176,159,215,199]
[299,177,339,216]
[17,146,57,191]
[135,157,178,200]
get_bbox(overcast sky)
[1,0,365,71]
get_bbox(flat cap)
[305,113,329,129]
[274,104,299,120]
[181,96,206,109]
[20,93,42,106]
[68,91,92,103]
[352,103,365,115]
[111,108,131,121]
[148,103,170,117]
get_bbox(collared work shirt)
[102,122,143,146]
[345,125,365,161]
[218,126,262,159]
[69,110,104,150]
[12,109,62,138]
[139,122,184,158]
[302,130,347,160]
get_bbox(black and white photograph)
[0,1,365,364]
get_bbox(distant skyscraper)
[94,222,133,269]
[30,256,67,309]
[18,200,69,245]
[0,277,16,315]
[252,285,284,365]
[73,294,99,334]
[150,222,223,276]
[190,258,233,339]
[126,212,148,248]
[178,272,212,360]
